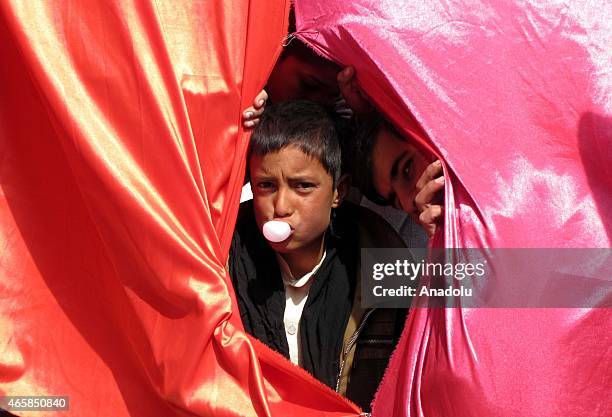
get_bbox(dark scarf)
[229,202,358,389]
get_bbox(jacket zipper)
[335,307,377,392]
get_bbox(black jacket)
[229,201,409,411]
[228,201,358,389]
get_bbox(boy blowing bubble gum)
[229,100,353,389]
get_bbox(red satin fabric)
[0,2,360,416]
[295,1,612,416]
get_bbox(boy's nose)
[273,188,293,218]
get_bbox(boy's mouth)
[262,220,294,243]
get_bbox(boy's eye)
[402,158,414,181]
[257,181,274,189]
[296,182,315,189]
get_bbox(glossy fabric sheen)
[0,1,361,416]
[295,1,611,416]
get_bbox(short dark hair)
[248,100,342,187]
[351,115,399,205]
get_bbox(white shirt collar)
[275,251,327,288]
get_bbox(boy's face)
[250,145,340,254]
[371,127,431,214]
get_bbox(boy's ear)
[332,174,352,208]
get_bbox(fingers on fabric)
[242,89,267,128]
[243,118,259,128]
[337,66,355,83]
[337,66,356,102]
[337,66,371,115]
[414,175,444,211]
[413,160,444,236]
[254,89,268,109]
[416,160,443,192]
[419,205,443,237]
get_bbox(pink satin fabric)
[295,1,611,416]
[0,2,360,416]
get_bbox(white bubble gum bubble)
[262,221,292,243]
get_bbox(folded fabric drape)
[0,1,361,416]
[294,1,611,416]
